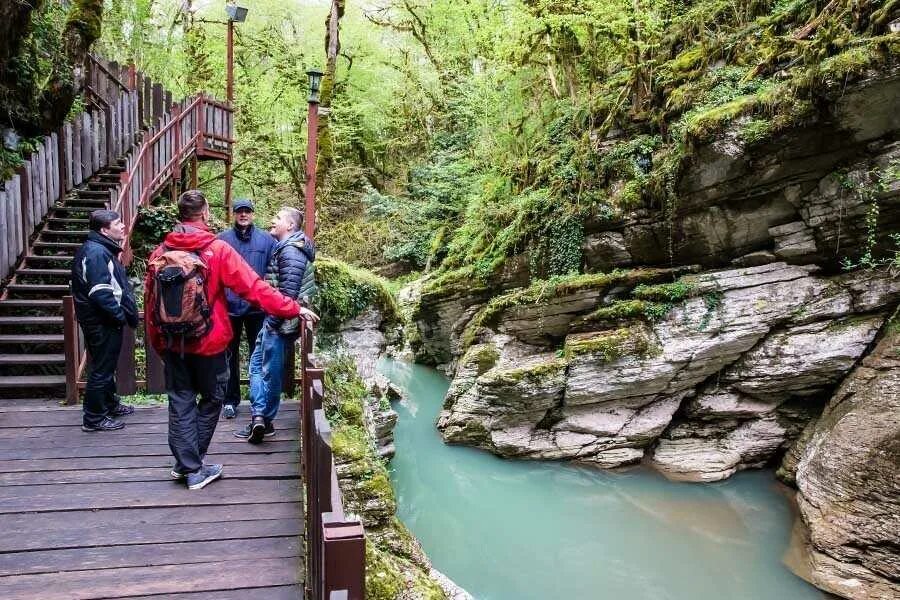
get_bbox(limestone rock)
[582,231,633,271]
[437,262,899,477]
[790,328,900,599]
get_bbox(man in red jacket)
[145,190,318,490]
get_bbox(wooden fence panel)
[152,83,164,122]
[72,116,83,186]
[64,123,73,192]
[101,107,110,169]
[80,112,92,177]
[10,174,22,261]
[0,190,8,280]
[20,164,32,247]
[91,111,100,172]
[143,77,152,127]
[29,155,41,228]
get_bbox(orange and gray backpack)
[148,246,212,353]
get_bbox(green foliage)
[838,161,900,272]
[314,257,400,331]
[632,280,696,302]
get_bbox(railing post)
[323,518,366,600]
[116,321,137,395]
[63,296,80,406]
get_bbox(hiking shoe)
[248,416,266,444]
[264,421,276,437]
[110,404,135,417]
[186,464,223,490]
[82,417,125,432]
[223,404,237,419]
[234,423,253,439]
[170,469,186,480]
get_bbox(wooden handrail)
[299,319,366,599]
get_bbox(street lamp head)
[226,3,248,22]
[307,69,324,104]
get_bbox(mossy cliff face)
[324,353,447,600]
[316,263,454,599]
[780,323,900,599]
[434,262,900,480]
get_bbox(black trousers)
[225,313,265,407]
[164,351,228,474]
[81,323,123,427]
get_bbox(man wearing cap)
[217,199,275,419]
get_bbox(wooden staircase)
[0,163,125,400]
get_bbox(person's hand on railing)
[299,304,319,324]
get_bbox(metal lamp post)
[224,3,248,220]
[304,69,323,240]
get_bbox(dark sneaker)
[234,423,253,439]
[248,416,266,444]
[223,404,237,419]
[170,469,186,480]
[82,417,125,432]
[111,404,135,417]
[186,464,223,490]
[264,421,276,437]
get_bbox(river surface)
[378,357,826,600]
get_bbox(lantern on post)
[304,69,324,240]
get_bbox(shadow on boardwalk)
[0,400,304,599]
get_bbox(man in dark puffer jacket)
[235,206,316,443]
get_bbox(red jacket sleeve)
[216,242,300,319]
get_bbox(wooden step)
[73,190,109,199]
[0,375,66,389]
[23,257,73,269]
[0,354,65,366]
[0,299,63,308]
[15,269,71,277]
[4,284,70,294]
[33,241,80,249]
[0,334,64,344]
[48,217,89,224]
[87,180,119,189]
[0,316,64,326]
[41,230,89,237]
[52,206,94,213]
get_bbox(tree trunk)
[0,0,42,70]
[318,0,345,184]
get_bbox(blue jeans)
[248,325,288,422]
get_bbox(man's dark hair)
[89,209,120,232]
[178,189,208,220]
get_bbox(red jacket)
[145,221,300,356]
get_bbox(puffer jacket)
[71,231,138,328]
[145,221,301,356]
[264,230,316,337]
[217,223,275,317]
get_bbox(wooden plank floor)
[0,401,304,599]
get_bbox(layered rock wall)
[435,263,899,481]
[785,326,900,599]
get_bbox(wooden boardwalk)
[0,400,304,599]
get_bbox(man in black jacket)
[71,209,139,431]
[235,206,316,443]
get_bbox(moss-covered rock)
[315,257,401,332]
[323,353,449,600]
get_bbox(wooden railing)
[63,301,299,403]
[0,56,170,286]
[116,93,233,265]
[298,319,366,600]
[63,302,167,403]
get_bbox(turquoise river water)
[378,357,827,600]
